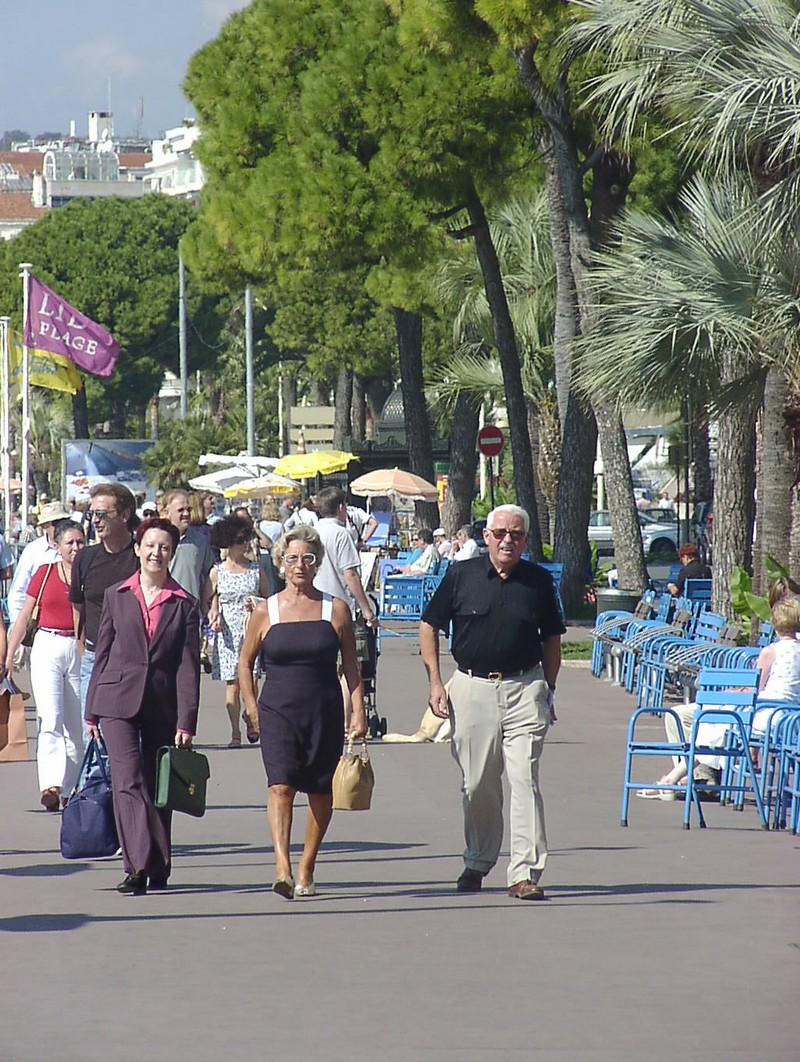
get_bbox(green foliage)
[0,197,228,427]
[472,483,517,517]
[730,555,792,625]
[142,410,246,490]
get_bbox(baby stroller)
[358,604,385,739]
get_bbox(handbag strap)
[345,735,370,762]
[79,735,110,785]
[30,562,53,621]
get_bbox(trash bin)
[595,588,641,619]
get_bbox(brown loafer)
[508,880,545,901]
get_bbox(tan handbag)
[332,737,374,811]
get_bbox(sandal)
[635,788,677,801]
[228,735,242,749]
[273,876,295,900]
[242,711,259,744]
[40,787,61,811]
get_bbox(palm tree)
[572,0,800,604]
[434,192,560,542]
[581,174,800,614]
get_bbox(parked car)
[588,509,678,556]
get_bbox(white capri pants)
[31,630,83,794]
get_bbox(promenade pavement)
[1,630,797,1061]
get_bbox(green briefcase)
[154,746,211,818]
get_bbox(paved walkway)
[1,632,797,1061]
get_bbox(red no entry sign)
[477,425,505,457]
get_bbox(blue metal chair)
[683,669,766,829]
[621,666,762,829]
[539,561,565,622]
[683,578,712,604]
[378,576,427,637]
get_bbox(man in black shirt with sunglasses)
[420,504,565,901]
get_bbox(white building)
[144,122,204,203]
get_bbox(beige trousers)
[449,667,550,887]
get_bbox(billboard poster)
[62,439,155,504]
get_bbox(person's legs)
[449,670,504,875]
[267,783,296,881]
[664,702,696,766]
[138,701,175,880]
[501,673,550,887]
[101,715,152,876]
[60,639,84,796]
[31,633,66,796]
[225,680,241,746]
[296,792,333,888]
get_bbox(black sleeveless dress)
[258,597,344,794]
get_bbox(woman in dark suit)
[85,517,200,896]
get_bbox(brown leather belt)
[458,667,532,681]
[39,628,75,637]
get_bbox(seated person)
[433,528,451,559]
[667,543,711,596]
[452,525,478,562]
[395,529,439,575]
[637,596,800,798]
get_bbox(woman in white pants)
[6,520,85,809]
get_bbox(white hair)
[486,504,530,533]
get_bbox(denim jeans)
[78,648,110,786]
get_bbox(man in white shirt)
[397,529,439,575]
[433,528,451,559]
[6,501,68,622]
[453,525,479,562]
[313,488,377,623]
[345,504,379,546]
[284,495,318,531]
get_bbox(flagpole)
[19,263,32,524]
[178,250,188,419]
[0,316,10,537]
[245,285,255,456]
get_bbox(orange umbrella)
[349,468,439,502]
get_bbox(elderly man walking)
[420,504,565,900]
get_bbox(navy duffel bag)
[60,737,119,860]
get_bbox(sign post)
[477,425,505,510]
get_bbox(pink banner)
[24,275,119,377]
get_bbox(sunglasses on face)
[284,554,317,567]
[487,528,526,543]
[88,509,117,521]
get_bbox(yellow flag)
[10,331,82,396]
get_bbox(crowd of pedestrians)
[2,486,565,904]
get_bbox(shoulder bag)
[22,563,53,647]
[60,737,119,859]
[332,736,374,811]
[155,745,210,817]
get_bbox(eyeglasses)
[88,509,118,521]
[487,527,526,543]
[284,553,317,567]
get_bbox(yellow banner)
[10,331,82,396]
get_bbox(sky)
[0,0,250,141]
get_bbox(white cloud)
[199,0,250,26]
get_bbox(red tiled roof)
[0,191,48,221]
[0,152,44,178]
[119,153,152,167]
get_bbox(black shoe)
[148,873,169,890]
[456,868,485,893]
[117,872,147,896]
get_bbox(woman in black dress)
[239,525,366,899]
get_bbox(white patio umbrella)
[187,466,257,495]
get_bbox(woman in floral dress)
[208,515,270,747]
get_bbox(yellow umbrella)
[349,468,439,502]
[274,451,358,479]
[222,473,302,499]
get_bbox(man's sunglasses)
[88,509,117,521]
[487,528,526,543]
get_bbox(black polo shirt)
[422,555,566,674]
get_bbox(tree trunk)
[393,307,439,529]
[790,488,800,574]
[351,373,366,445]
[553,394,597,610]
[149,395,160,440]
[526,395,550,547]
[71,388,89,439]
[536,393,561,543]
[754,364,792,592]
[712,350,757,616]
[441,390,480,535]
[332,366,353,450]
[543,144,577,428]
[136,408,146,438]
[465,183,541,556]
[690,403,713,503]
[311,379,330,406]
[364,377,392,440]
